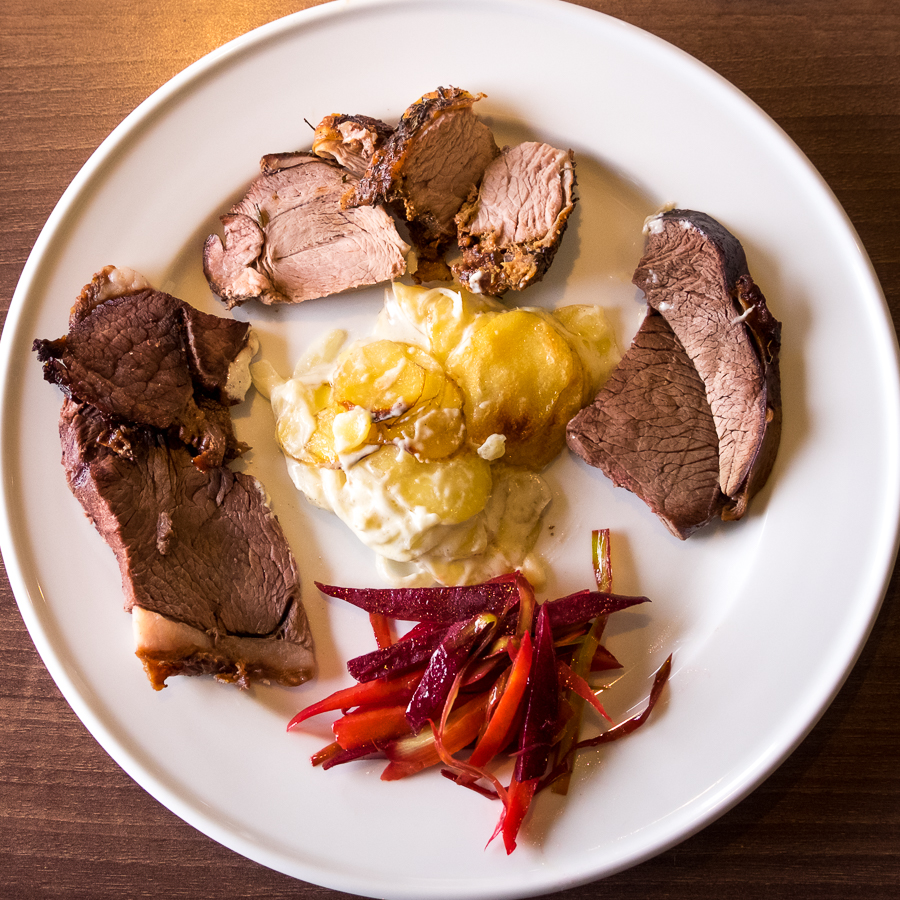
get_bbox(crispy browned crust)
[312,113,393,156]
[345,87,484,210]
[453,148,577,297]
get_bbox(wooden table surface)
[2,1,898,897]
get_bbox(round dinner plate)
[1,0,897,897]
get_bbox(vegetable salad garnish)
[289,530,671,853]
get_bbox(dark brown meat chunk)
[453,142,577,297]
[203,152,409,308]
[345,87,499,269]
[34,282,250,471]
[634,209,781,502]
[59,398,314,690]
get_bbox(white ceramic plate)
[2,0,897,897]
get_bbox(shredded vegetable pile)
[289,530,671,853]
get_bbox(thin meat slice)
[453,142,577,297]
[59,398,314,689]
[345,87,499,271]
[567,312,725,539]
[635,209,781,499]
[203,152,409,308]
[311,114,393,178]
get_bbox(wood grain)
[2,1,899,897]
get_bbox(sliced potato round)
[446,309,584,468]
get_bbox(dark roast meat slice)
[311,113,393,178]
[567,312,725,539]
[453,142,577,297]
[203,152,409,308]
[34,274,252,471]
[568,210,781,538]
[635,209,782,501]
[59,398,314,690]
[345,87,499,270]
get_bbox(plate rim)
[2,0,899,896]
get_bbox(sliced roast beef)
[311,114,393,178]
[635,209,782,503]
[345,87,499,271]
[35,267,315,689]
[203,152,409,308]
[34,267,253,471]
[567,210,781,538]
[59,398,314,690]
[567,312,724,539]
[453,142,577,297]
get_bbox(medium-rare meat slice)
[567,312,725,539]
[311,114,393,178]
[345,87,499,272]
[453,142,577,297]
[59,398,314,690]
[33,267,254,471]
[635,209,782,501]
[203,152,409,308]
[567,211,781,538]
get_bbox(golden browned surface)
[1,1,899,898]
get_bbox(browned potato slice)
[447,309,584,469]
[380,377,466,460]
[332,340,434,421]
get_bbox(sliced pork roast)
[567,210,781,538]
[453,142,577,297]
[203,152,409,308]
[311,114,393,178]
[345,87,499,275]
[35,267,315,689]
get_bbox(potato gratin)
[252,284,620,586]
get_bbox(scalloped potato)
[253,283,619,586]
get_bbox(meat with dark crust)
[453,142,577,297]
[34,273,252,471]
[311,113,393,178]
[344,86,499,269]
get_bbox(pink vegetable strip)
[315,580,518,624]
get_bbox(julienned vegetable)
[289,530,672,854]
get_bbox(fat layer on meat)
[345,87,499,270]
